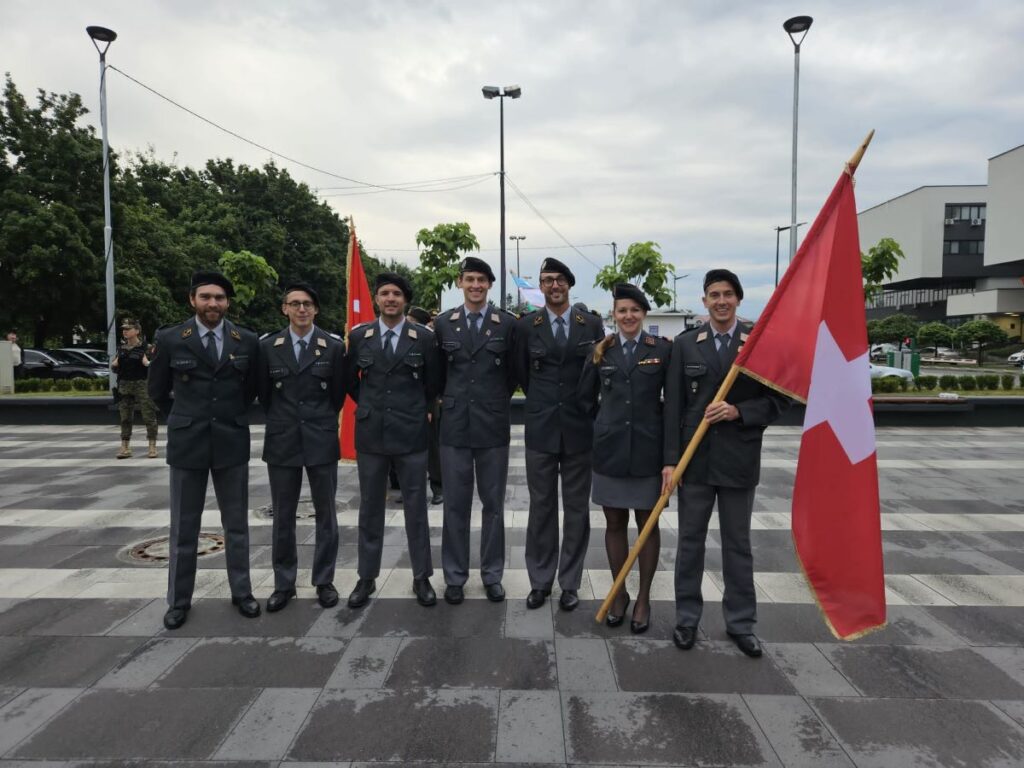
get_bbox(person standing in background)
[6,332,22,379]
[111,318,159,459]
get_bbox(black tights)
[603,506,660,622]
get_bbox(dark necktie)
[205,331,219,366]
[468,312,481,344]
[625,338,637,367]
[716,333,731,365]
[554,316,567,347]
[295,338,307,364]
[383,329,396,362]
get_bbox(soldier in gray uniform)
[513,257,605,611]
[433,256,517,605]
[663,269,789,657]
[257,282,346,613]
[344,272,441,608]
[148,271,260,630]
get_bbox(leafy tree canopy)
[867,313,918,345]
[593,241,675,308]
[862,237,905,303]
[414,222,480,311]
[916,321,955,348]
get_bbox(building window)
[944,203,987,221]
[943,240,984,255]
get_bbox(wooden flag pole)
[845,129,874,176]
[595,363,742,623]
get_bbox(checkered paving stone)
[0,424,1022,766]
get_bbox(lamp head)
[482,86,500,99]
[783,16,813,47]
[504,84,522,99]
[87,25,118,42]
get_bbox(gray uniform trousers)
[168,464,252,608]
[440,444,509,587]
[356,450,433,580]
[675,482,757,634]
[267,463,339,591]
[524,446,592,591]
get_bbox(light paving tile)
[765,643,860,697]
[214,687,320,761]
[94,637,199,688]
[325,637,402,689]
[555,638,617,691]
[883,575,957,607]
[496,689,565,763]
[0,688,84,755]
[912,574,1024,607]
[753,572,814,604]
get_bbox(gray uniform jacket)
[662,322,789,488]
[433,305,517,448]
[148,317,259,470]
[257,326,346,467]
[579,331,672,478]
[344,320,440,455]
[513,307,605,455]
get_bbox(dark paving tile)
[356,596,505,638]
[386,637,555,689]
[908,498,1016,515]
[819,644,1024,699]
[40,527,164,546]
[0,636,144,686]
[47,545,125,569]
[0,545,95,568]
[157,636,344,688]
[288,688,498,762]
[812,697,1024,768]
[881,550,997,575]
[554,599,677,641]
[564,691,780,766]
[924,605,1024,646]
[986,549,1024,571]
[610,638,796,695]
[0,598,149,636]
[161,597,322,637]
[11,688,258,760]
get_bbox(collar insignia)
[230,329,241,340]
[740,332,749,342]
[317,337,327,348]
[408,328,418,339]
[450,310,461,320]
[365,327,375,339]
[533,314,544,326]
[696,331,708,342]
[273,337,285,347]
[182,327,192,339]
[644,336,656,346]
[574,313,585,325]
[490,313,501,323]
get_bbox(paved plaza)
[0,423,1023,766]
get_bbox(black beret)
[703,269,743,300]
[374,272,413,302]
[612,283,651,312]
[190,270,235,297]
[282,281,320,308]
[407,306,432,325]
[539,257,576,287]
[459,256,496,282]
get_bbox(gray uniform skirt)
[591,471,662,510]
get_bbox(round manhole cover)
[122,533,225,565]
[255,496,319,520]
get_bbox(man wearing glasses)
[256,283,346,613]
[513,258,604,610]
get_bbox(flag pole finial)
[845,130,875,176]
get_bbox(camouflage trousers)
[118,379,158,441]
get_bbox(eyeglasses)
[539,276,568,287]
[285,301,316,310]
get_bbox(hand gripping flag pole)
[597,131,886,640]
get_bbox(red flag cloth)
[734,170,886,639]
[340,224,374,459]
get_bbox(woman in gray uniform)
[579,284,671,633]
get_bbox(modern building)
[858,143,1024,340]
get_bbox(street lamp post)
[87,25,118,385]
[509,235,526,278]
[672,273,690,312]
[783,15,813,263]
[774,222,807,286]
[482,85,522,310]
[610,241,617,269]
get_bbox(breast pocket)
[231,355,250,373]
[171,358,197,381]
[530,344,547,371]
[441,340,462,361]
[485,339,506,366]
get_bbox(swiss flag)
[734,161,886,639]
[339,221,375,459]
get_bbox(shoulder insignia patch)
[364,327,375,339]
[740,332,749,342]
[533,314,544,326]
[317,337,327,348]
[696,331,708,342]
[273,337,285,347]
[644,336,657,346]
[230,329,241,340]
[408,328,418,339]
[181,326,192,339]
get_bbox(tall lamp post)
[671,273,690,312]
[482,84,522,310]
[774,222,806,286]
[87,25,118,384]
[783,15,813,263]
[509,235,526,277]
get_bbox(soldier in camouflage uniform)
[111,318,159,458]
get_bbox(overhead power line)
[320,174,494,197]
[504,174,601,269]
[108,65,492,194]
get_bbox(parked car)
[21,349,110,380]
[1007,349,1024,364]
[918,346,959,359]
[58,347,110,366]
[869,343,899,361]
[869,363,914,381]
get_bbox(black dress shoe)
[728,632,763,658]
[316,583,339,608]
[347,578,376,609]
[485,582,506,602]
[413,578,437,607]
[232,594,261,618]
[605,592,631,628]
[430,491,444,505]
[526,588,551,610]
[266,589,296,613]
[444,584,464,605]
[163,606,188,630]
[559,590,580,611]
[673,625,697,650]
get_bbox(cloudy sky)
[4,0,1024,316]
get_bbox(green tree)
[593,241,675,307]
[414,222,480,311]
[218,250,279,324]
[953,319,1008,363]
[868,313,919,345]
[916,321,955,349]
[862,237,905,303]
